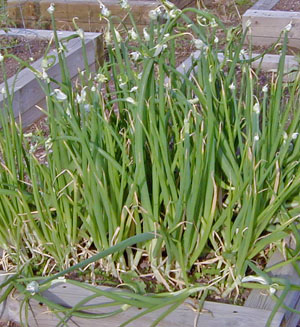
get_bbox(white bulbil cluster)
[126,97,136,105]
[114,29,122,43]
[262,84,268,93]
[105,31,112,44]
[284,22,292,32]
[76,87,87,104]
[98,1,111,17]
[153,43,168,57]
[253,102,260,115]
[143,28,150,42]
[130,51,141,61]
[120,0,130,9]
[53,89,67,102]
[47,3,55,14]
[229,83,236,91]
[95,73,108,83]
[77,29,84,40]
[128,28,138,41]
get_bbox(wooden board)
[176,51,298,83]
[0,29,102,128]
[245,238,300,327]
[7,0,159,31]
[172,0,195,9]
[243,9,300,48]
[5,282,284,327]
[251,0,280,10]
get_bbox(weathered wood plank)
[8,0,159,30]
[7,282,284,327]
[172,0,195,9]
[0,29,102,128]
[0,274,10,323]
[243,9,300,48]
[251,0,280,10]
[245,238,300,327]
[176,51,298,82]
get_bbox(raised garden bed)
[0,3,299,327]
[0,48,299,327]
[242,0,300,48]
[0,28,102,127]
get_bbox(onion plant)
[0,0,299,325]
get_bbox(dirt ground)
[0,322,20,327]
[0,36,50,84]
[272,0,300,11]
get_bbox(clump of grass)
[0,0,299,325]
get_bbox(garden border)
[242,0,300,48]
[0,28,103,128]
[0,271,285,327]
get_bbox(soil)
[272,0,300,11]
[0,36,50,84]
[0,322,20,327]
[200,0,256,26]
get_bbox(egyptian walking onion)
[0,3,299,327]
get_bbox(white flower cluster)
[284,22,292,32]
[128,28,138,41]
[143,28,150,41]
[47,3,55,14]
[120,0,130,9]
[149,6,181,20]
[98,1,110,18]
[95,73,108,83]
[105,28,122,44]
[253,102,260,115]
[153,43,168,57]
[77,29,84,40]
[52,89,67,102]
[76,87,87,104]
[130,51,141,61]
